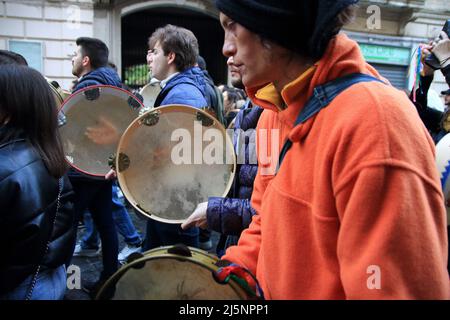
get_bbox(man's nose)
[222,38,236,58]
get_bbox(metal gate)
[121,7,227,90]
[370,63,408,89]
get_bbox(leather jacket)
[0,130,76,294]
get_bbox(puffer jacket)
[207,104,263,236]
[69,66,123,181]
[154,67,207,108]
[72,66,122,93]
[0,128,76,294]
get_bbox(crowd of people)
[1,0,450,300]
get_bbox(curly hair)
[148,24,199,72]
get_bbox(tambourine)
[96,246,249,300]
[435,133,450,226]
[58,85,143,177]
[115,104,236,223]
[138,80,161,115]
[46,77,70,109]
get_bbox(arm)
[222,109,276,275]
[335,164,449,299]
[409,51,443,135]
[207,197,255,236]
[43,175,76,266]
[221,163,273,275]
[411,74,434,111]
[411,43,435,111]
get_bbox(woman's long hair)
[0,65,67,177]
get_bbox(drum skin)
[116,104,236,223]
[96,246,248,300]
[139,82,161,113]
[435,133,450,226]
[59,85,143,177]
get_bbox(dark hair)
[76,37,109,69]
[0,50,28,66]
[148,24,199,71]
[223,86,246,103]
[0,65,67,177]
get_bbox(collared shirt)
[160,72,180,89]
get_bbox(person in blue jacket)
[68,37,121,296]
[144,24,207,250]
[182,56,262,257]
[73,61,144,265]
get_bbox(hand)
[420,44,435,76]
[85,116,120,145]
[432,36,450,69]
[105,169,117,180]
[181,202,208,230]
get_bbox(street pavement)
[64,206,219,300]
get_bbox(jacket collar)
[160,72,180,89]
[0,125,26,148]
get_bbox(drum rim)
[46,78,64,105]
[116,104,237,223]
[139,82,160,93]
[59,84,144,178]
[138,82,161,109]
[227,117,237,130]
[95,246,248,300]
[58,84,144,112]
[50,85,64,105]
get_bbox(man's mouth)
[230,64,243,74]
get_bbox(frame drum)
[59,85,143,177]
[436,133,450,226]
[96,246,249,300]
[46,78,69,108]
[139,81,161,114]
[116,105,236,223]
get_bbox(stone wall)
[0,0,95,90]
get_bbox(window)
[8,40,43,72]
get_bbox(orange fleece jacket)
[223,34,450,299]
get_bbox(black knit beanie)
[215,0,359,59]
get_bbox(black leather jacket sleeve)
[0,139,76,294]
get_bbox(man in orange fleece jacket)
[214,0,449,299]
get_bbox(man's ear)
[167,52,176,65]
[82,55,90,68]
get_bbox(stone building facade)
[0,0,449,102]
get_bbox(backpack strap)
[276,73,386,174]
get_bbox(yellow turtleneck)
[254,66,317,111]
